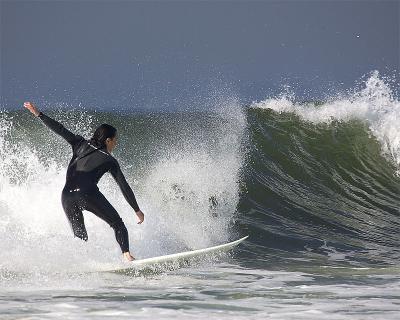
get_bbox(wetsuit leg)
[81,190,129,253]
[61,191,88,241]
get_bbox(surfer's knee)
[69,217,88,241]
[110,218,126,232]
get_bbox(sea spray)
[141,97,247,254]
[0,102,247,275]
[251,71,400,172]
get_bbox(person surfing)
[24,102,144,261]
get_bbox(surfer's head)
[91,123,117,152]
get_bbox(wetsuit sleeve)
[37,112,84,148]
[109,160,140,212]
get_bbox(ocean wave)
[250,71,400,172]
[244,72,400,266]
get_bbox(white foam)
[141,97,246,255]
[0,100,246,277]
[251,71,400,171]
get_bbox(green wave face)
[240,107,400,267]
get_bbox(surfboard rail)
[108,235,249,273]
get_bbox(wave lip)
[251,71,400,171]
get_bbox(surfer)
[23,102,144,262]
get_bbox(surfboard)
[109,235,248,274]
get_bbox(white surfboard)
[109,235,248,274]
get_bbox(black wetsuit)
[37,112,140,253]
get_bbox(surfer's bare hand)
[24,102,40,117]
[136,210,144,224]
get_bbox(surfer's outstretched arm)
[109,160,144,224]
[24,102,83,147]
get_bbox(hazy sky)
[1,0,399,111]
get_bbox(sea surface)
[1,71,400,319]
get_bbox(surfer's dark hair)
[90,124,117,148]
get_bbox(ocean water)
[1,72,400,319]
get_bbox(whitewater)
[251,71,400,172]
[1,72,400,319]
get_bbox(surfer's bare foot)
[123,251,135,261]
